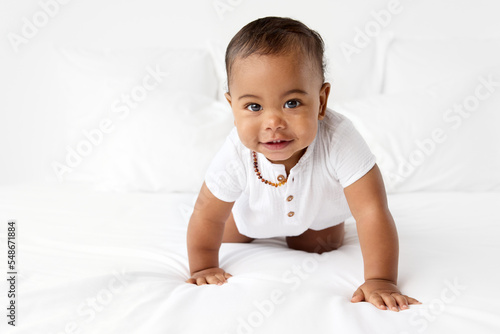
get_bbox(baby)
[186,16,421,312]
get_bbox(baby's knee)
[286,223,345,254]
[286,234,343,254]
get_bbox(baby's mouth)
[261,139,292,150]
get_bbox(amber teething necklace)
[252,151,288,187]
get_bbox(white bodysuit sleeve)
[204,128,247,202]
[329,116,377,188]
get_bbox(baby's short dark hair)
[225,16,326,91]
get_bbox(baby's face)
[225,51,330,171]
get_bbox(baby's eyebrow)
[238,89,308,101]
[238,94,259,101]
[281,89,308,98]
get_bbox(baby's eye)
[246,103,262,112]
[284,100,301,109]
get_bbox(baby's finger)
[406,296,422,304]
[224,272,233,279]
[351,288,365,303]
[380,293,399,312]
[196,277,208,286]
[369,294,387,310]
[214,273,227,285]
[185,278,196,285]
[392,294,409,310]
[205,275,221,285]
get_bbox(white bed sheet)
[1,184,499,334]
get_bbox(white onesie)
[204,108,376,238]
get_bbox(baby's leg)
[286,222,344,254]
[222,212,255,243]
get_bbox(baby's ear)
[224,92,232,107]
[318,82,331,120]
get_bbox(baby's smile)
[260,139,293,151]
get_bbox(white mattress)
[1,184,499,334]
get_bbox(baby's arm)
[344,164,421,311]
[185,182,234,285]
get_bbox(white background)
[1,0,499,186]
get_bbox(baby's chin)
[245,145,290,161]
[242,140,303,160]
[259,149,303,165]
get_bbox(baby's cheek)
[234,130,255,149]
[237,123,258,139]
[297,122,317,139]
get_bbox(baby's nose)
[264,109,286,130]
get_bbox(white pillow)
[53,46,233,192]
[205,39,228,103]
[93,94,234,193]
[332,66,500,193]
[61,92,234,193]
[377,35,500,94]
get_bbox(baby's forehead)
[230,51,320,83]
[235,48,308,64]
[233,50,316,74]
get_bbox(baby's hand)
[185,267,232,286]
[351,279,422,311]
